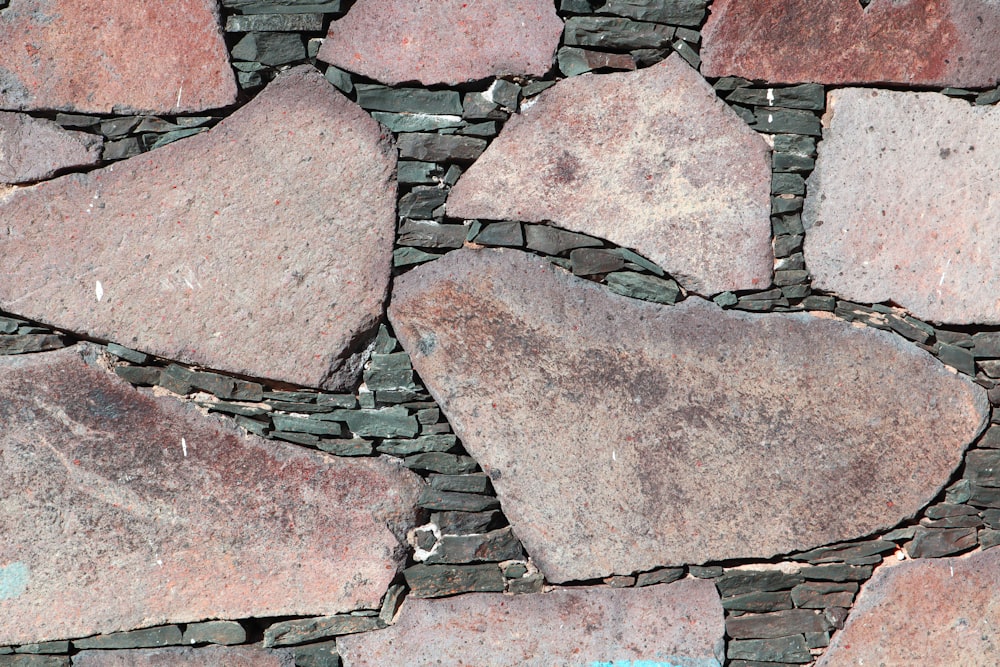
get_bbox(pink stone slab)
[388,247,988,582]
[339,581,725,666]
[0,111,102,184]
[0,65,396,389]
[0,0,236,113]
[0,345,423,645]
[74,646,294,667]
[702,0,1000,87]
[318,0,562,85]
[447,55,773,295]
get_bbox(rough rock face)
[0,0,236,113]
[803,88,1000,325]
[339,580,725,666]
[0,112,102,184]
[74,647,294,667]
[0,345,423,645]
[317,0,562,86]
[0,65,396,389]
[448,55,772,295]
[818,549,1000,666]
[701,0,1000,87]
[388,248,988,582]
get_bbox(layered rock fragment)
[804,88,1000,324]
[0,345,423,645]
[448,55,772,294]
[339,581,725,666]
[0,65,396,389]
[0,0,236,113]
[73,647,294,667]
[318,0,562,86]
[0,112,102,184]
[389,247,988,581]
[702,0,1000,87]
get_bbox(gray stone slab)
[72,646,294,667]
[388,247,988,581]
[0,112,102,184]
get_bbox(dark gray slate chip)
[564,16,675,49]
[790,581,858,608]
[73,626,183,650]
[403,452,479,474]
[728,635,812,663]
[0,334,65,355]
[726,84,825,110]
[605,272,680,304]
[356,86,462,115]
[431,510,501,534]
[428,473,492,494]
[800,564,872,581]
[316,439,374,456]
[753,108,822,136]
[396,133,487,163]
[377,435,458,456]
[231,32,306,65]
[717,570,805,597]
[720,591,793,612]
[403,563,505,598]
[634,567,685,587]
[225,13,324,31]
[398,186,448,219]
[906,526,978,558]
[398,220,468,249]
[264,615,383,647]
[725,608,832,639]
[422,527,525,564]
[181,621,247,646]
[291,641,340,667]
[473,222,523,247]
[599,0,707,26]
[13,642,69,655]
[570,248,625,275]
[524,225,603,255]
[113,366,161,386]
[419,490,501,512]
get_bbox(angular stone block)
[73,646,293,667]
[388,247,988,581]
[0,345,423,645]
[449,55,772,295]
[0,112,102,184]
[0,0,236,113]
[318,0,562,85]
[804,88,1000,324]
[702,0,1000,87]
[0,65,395,389]
[339,581,725,666]
[818,549,1000,666]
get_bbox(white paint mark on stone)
[612,450,617,462]
[95,281,103,302]
[181,437,188,457]
[768,113,773,123]
[766,88,774,104]
[176,82,184,109]
[939,257,952,286]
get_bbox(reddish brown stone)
[339,581,725,666]
[0,65,396,389]
[803,88,1000,325]
[0,112,102,184]
[818,549,1000,666]
[702,0,1000,87]
[318,0,562,86]
[388,247,988,582]
[0,0,236,113]
[0,345,423,645]
[73,647,293,667]
[448,55,772,295]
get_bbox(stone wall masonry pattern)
[4,0,1000,665]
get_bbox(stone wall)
[2,1,1000,665]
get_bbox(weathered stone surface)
[0,0,236,113]
[339,581,725,666]
[388,247,988,581]
[0,345,423,645]
[803,88,1000,324]
[448,55,772,294]
[0,112,101,184]
[702,0,1000,87]
[73,647,293,667]
[318,0,562,85]
[0,66,395,389]
[819,549,1000,666]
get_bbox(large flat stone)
[0,65,395,389]
[339,581,725,666]
[317,0,562,86]
[803,88,1000,325]
[0,345,423,645]
[0,112,102,184]
[74,647,293,667]
[701,0,1000,87]
[388,247,988,582]
[448,55,772,295]
[0,0,236,113]
[818,548,1000,666]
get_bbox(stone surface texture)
[818,548,1000,666]
[388,247,988,582]
[0,0,236,113]
[0,112,102,184]
[701,0,1000,87]
[73,647,294,667]
[448,55,772,295]
[803,88,1000,325]
[0,66,396,389]
[0,345,423,645]
[317,0,562,85]
[339,580,725,666]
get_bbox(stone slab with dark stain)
[0,345,423,645]
[73,647,293,667]
[0,0,236,113]
[818,548,1000,666]
[388,247,988,582]
[318,0,562,86]
[448,55,772,295]
[0,112,102,184]
[803,88,1000,325]
[0,65,395,389]
[338,580,725,666]
[701,0,1000,87]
